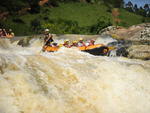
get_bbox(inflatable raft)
[43,44,114,56]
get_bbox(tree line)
[124,1,150,17]
[0,0,124,14]
[0,0,149,17]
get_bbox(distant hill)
[0,1,149,35]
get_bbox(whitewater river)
[0,37,150,113]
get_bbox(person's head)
[90,39,95,44]
[73,41,77,44]
[79,38,83,43]
[72,41,77,46]
[44,29,49,34]
[64,39,69,44]
[0,29,2,33]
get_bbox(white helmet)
[79,37,83,41]
[45,29,49,32]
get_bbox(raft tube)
[43,44,115,56]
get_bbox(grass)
[119,9,143,27]
[46,2,111,27]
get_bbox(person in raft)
[44,29,54,46]
[1,29,7,38]
[71,41,78,47]
[6,29,15,38]
[63,39,71,48]
[88,39,95,46]
[78,38,86,47]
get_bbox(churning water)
[0,38,150,113]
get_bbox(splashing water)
[0,38,150,113]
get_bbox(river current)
[0,37,150,113]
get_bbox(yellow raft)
[43,44,115,56]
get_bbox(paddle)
[40,35,54,53]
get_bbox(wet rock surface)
[17,36,34,47]
[102,23,150,60]
[127,45,150,60]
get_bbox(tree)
[90,17,112,34]
[30,18,41,33]
[144,4,150,17]
[138,7,147,17]
[144,4,150,12]
[103,0,124,8]
[27,0,41,13]
[125,1,133,12]
[0,0,28,14]
[133,4,138,13]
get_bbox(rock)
[127,45,150,60]
[100,23,150,42]
[116,47,129,57]
[17,36,33,47]
[99,26,118,35]
[103,23,150,60]
[140,24,150,41]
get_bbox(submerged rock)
[127,45,150,60]
[17,36,34,47]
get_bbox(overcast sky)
[124,0,150,7]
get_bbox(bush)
[47,0,59,7]
[0,0,29,14]
[41,17,113,35]
[41,19,84,34]
[12,17,25,24]
[30,18,41,33]
[90,17,112,34]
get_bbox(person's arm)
[83,42,86,47]
[2,29,7,36]
[49,34,54,42]
[11,32,15,37]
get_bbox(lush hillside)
[0,2,149,35]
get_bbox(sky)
[124,0,150,7]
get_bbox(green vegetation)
[0,1,149,35]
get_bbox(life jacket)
[44,33,54,45]
[88,42,94,46]
[63,43,71,48]
[71,43,78,47]
[44,33,54,42]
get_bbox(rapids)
[0,38,150,113]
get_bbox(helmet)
[45,29,49,32]
[73,41,77,43]
[79,38,83,41]
[64,39,69,42]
